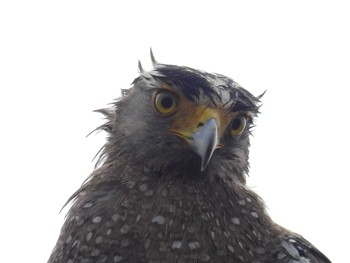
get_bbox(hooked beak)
[188,118,219,171]
[168,105,222,171]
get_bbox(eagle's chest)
[69,177,276,262]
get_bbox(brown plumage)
[48,51,331,262]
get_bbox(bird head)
[97,54,261,182]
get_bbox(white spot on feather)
[189,241,201,250]
[86,232,92,241]
[231,217,240,225]
[151,215,165,225]
[171,241,182,249]
[65,235,72,244]
[251,211,259,218]
[92,216,102,223]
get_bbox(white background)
[1,1,349,262]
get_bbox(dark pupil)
[161,96,173,109]
[231,118,241,130]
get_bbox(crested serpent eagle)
[48,50,331,263]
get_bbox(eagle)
[48,50,331,263]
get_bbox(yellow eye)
[154,91,178,114]
[230,116,247,136]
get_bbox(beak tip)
[200,154,212,171]
[190,118,218,172]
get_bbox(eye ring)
[230,115,247,136]
[154,90,178,115]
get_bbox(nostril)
[197,122,204,128]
